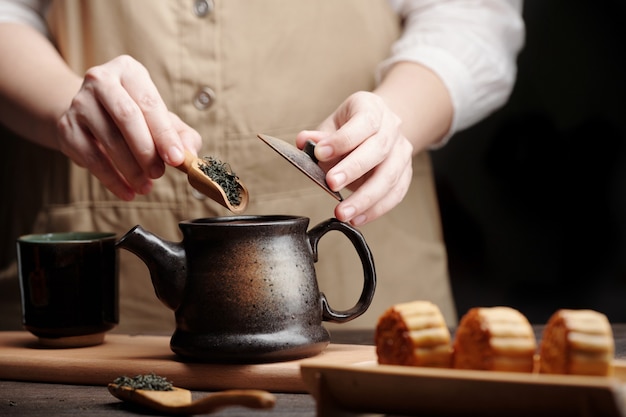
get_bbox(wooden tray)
[0,331,375,393]
[300,359,626,416]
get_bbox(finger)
[314,115,376,162]
[295,114,337,148]
[70,87,154,194]
[315,93,388,161]
[89,133,154,199]
[87,56,185,174]
[170,112,202,155]
[57,114,138,200]
[293,131,335,174]
[84,63,161,176]
[347,170,411,226]
[295,130,325,149]
[93,101,157,193]
[325,131,392,191]
[121,70,186,167]
[334,144,413,225]
[336,164,411,226]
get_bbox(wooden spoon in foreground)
[175,150,249,214]
[108,384,276,415]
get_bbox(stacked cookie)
[375,301,614,376]
[453,306,536,373]
[375,300,453,368]
[539,309,615,376]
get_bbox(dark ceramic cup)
[118,215,376,363]
[17,232,118,347]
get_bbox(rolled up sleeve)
[381,0,525,145]
[0,0,50,36]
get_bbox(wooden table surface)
[2,326,626,417]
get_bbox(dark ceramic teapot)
[117,215,375,363]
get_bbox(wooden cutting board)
[0,331,375,393]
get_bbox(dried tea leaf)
[198,157,242,206]
[113,373,174,391]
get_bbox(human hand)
[296,91,414,226]
[56,55,201,200]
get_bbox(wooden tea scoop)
[175,150,249,213]
[108,384,276,415]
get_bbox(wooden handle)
[185,389,276,414]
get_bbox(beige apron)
[0,0,455,332]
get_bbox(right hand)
[56,55,201,200]
[295,91,414,226]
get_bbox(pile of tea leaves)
[113,373,173,391]
[199,156,242,207]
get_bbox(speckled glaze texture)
[117,215,376,363]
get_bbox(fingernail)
[330,172,347,188]
[315,145,333,160]
[351,215,367,226]
[167,146,184,165]
[139,181,153,195]
[341,205,356,220]
[120,188,135,201]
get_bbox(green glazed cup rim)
[18,232,116,243]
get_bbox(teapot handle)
[307,218,376,323]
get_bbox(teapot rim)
[180,215,309,227]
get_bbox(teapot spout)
[116,225,186,310]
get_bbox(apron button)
[193,0,214,17]
[193,87,215,110]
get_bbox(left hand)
[296,91,414,226]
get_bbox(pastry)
[375,300,453,367]
[453,306,536,372]
[539,309,614,376]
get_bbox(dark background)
[435,0,626,324]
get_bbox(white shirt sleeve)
[384,0,525,145]
[2,0,524,145]
[0,0,50,35]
